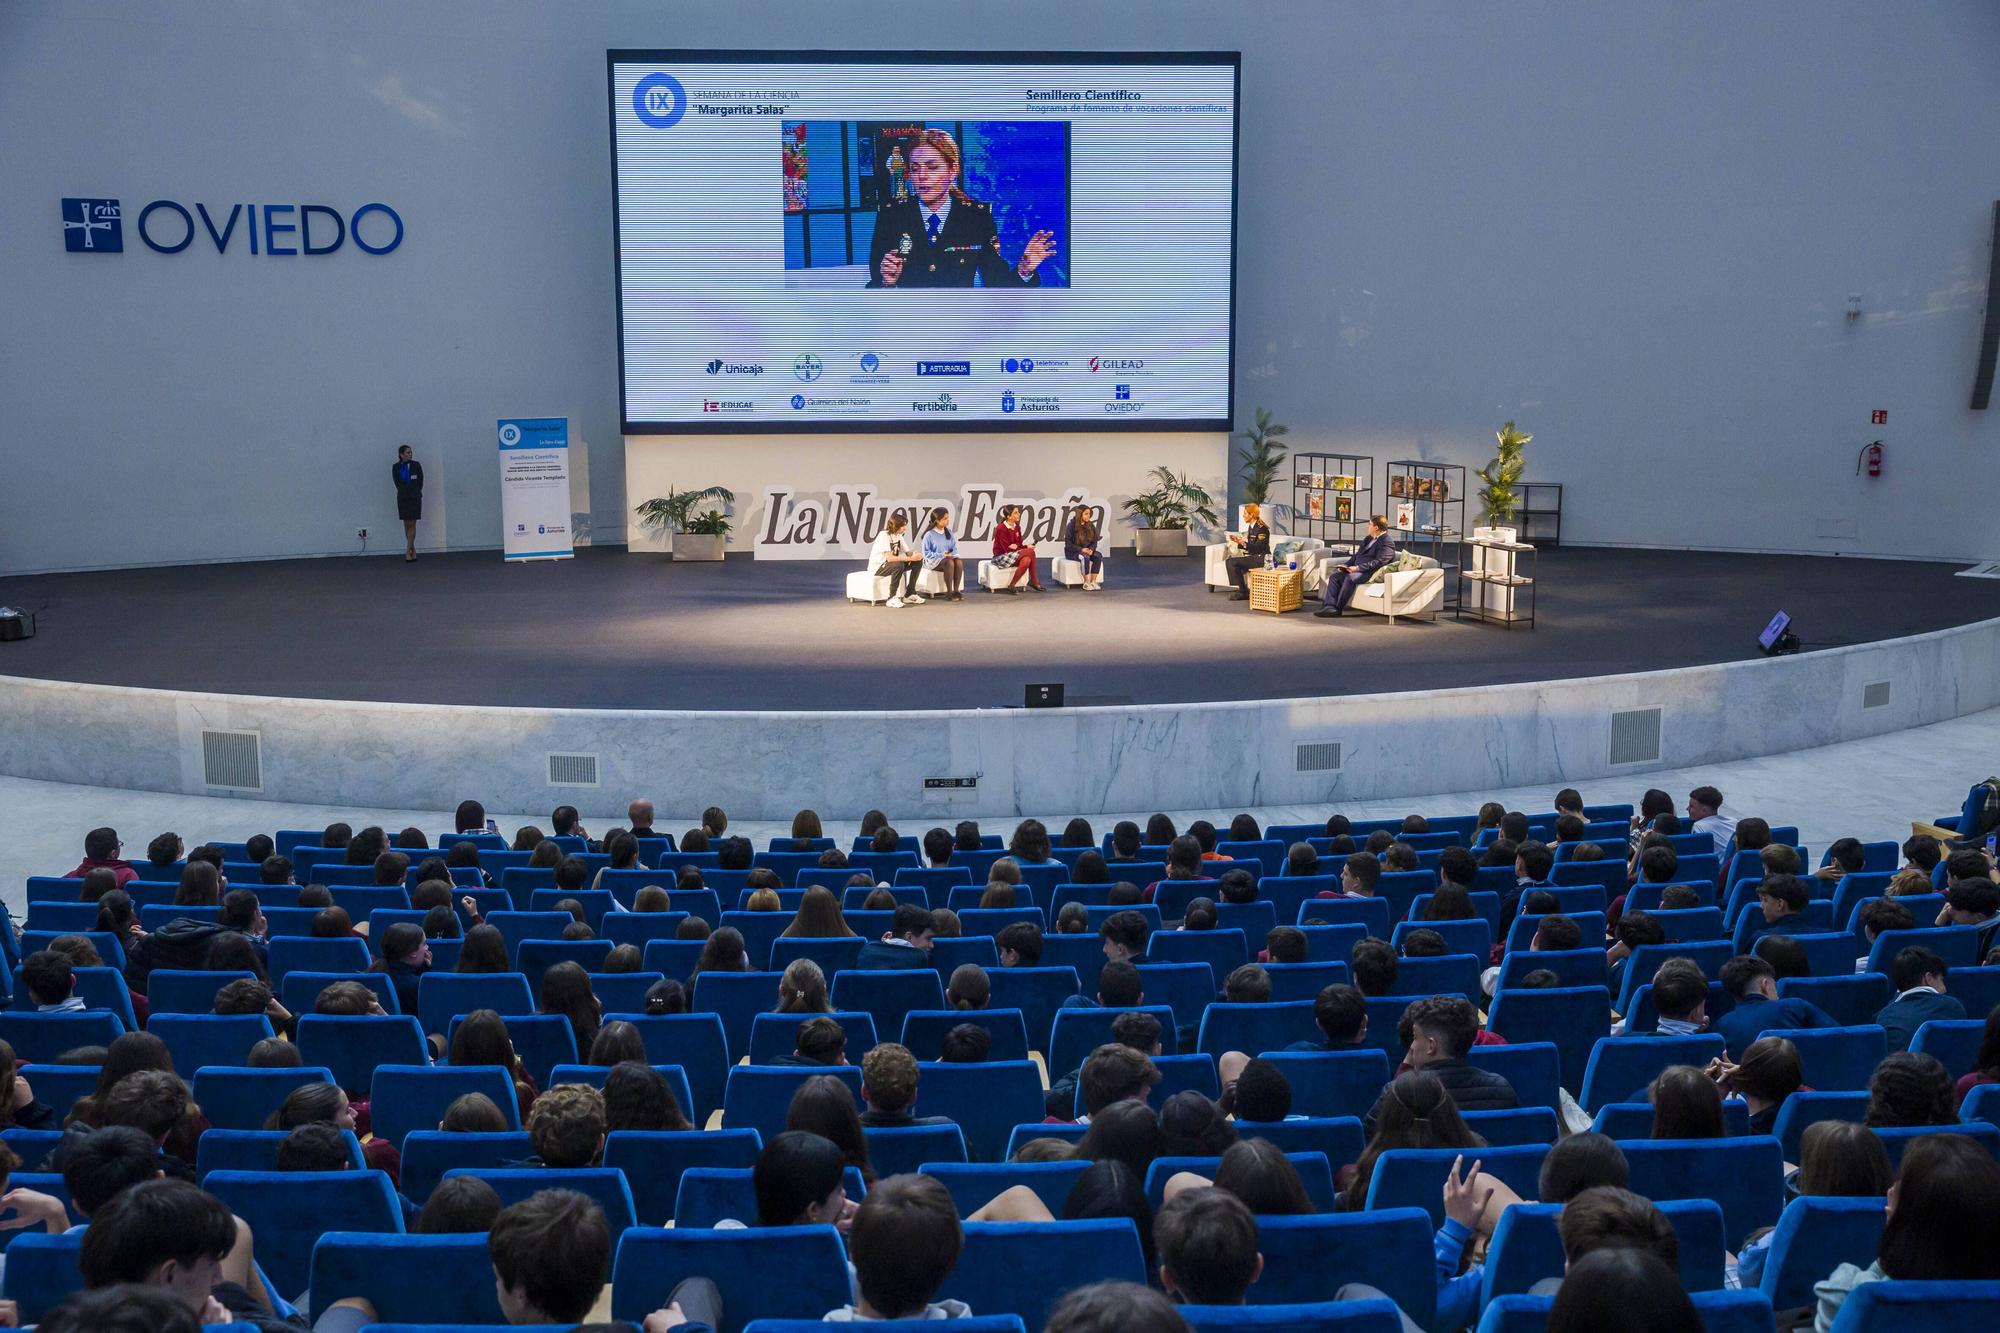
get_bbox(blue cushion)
[603,1128,762,1225]
[1579,1033,1725,1111]
[145,969,257,1015]
[1195,1002,1321,1060]
[294,1014,427,1093]
[1824,1279,2000,1331]
[415,972,535,1039]
[1178,1301,1406,1333]
[722,1064,864,1142]
[1,1230,84,1322]
[746,1010,879,1064]
[830,970,948,1047]
[1148,1152,1337,1212]
[1759,1195,1888,1311]
[444,1166,637,1238]
[899,1009,1031,1063]
[1364,1144,1549,1225]
[1487,987,1612,1093]
[865,1122,967,1175]
[309,1231,510,1324]
[195,1128,363,1181]
[397,1131,533,1206]
[920,1161,1091,1217]
[912,1061,1044,1163]
[148,1012,275,1074]
[370,1064,520,1152]
[1481,1198,1726,1302]
[1251,1211,1434,1324]
[190,1065,336,1131]
[204,1168,402,1298]
[1620,1136,1786,1243]
[1255,1050,1392,1120]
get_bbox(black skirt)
[397,490,422,521]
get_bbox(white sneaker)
[886,597,904,608]
[907,594,926,604]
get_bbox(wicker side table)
[1246,566,1304,614]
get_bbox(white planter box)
[1134,528,1189,557]
[673,533,727,562]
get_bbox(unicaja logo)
[62,198,123,252]
[632,73,688,129]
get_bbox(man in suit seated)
[1875,945,1966,1054]
[857,903,937,970]
[1750,874,1815,938]
[1713,954,1837,1060]
[1314,514,1398,619]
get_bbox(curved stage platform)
[2,547,1998,820]
[4,547,1998,711]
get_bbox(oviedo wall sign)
[59,197,403,257]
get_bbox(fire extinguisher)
[1856,440,1883,478]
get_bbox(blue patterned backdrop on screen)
[960,121,1069,288]
[782,119,1069,286]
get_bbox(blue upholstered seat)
[609,1225,852,1333]
[1620,1136,1785,1243]
[1178,1301,1407,1333]
[195,1127,364,1180]
[1195,1001,1320,1059]
[190,1064,336,1130]
[1365,1144,1550,1224]
[916,1060,1045,1162]
[0,1011,124,1064]
[937,1219,1148,1332]
[1758,1195,1888,1310]
[267,935,371,983]
[1257,1049,1393,1120]
[1822,1279,2000,1331]
[445,1165,637,1237]
[148,1012,274,1073]
[1776,1025,1890,1092]
[864,1122,967,1175]
[369,1063,520,1152]
[692,970,787,1064]
[1048,1005,1176,1079]
[1482,1198,1727,1300]
[279,970,398,1017]
[1578,1033,1725,1111]
[1249,1211,1434,1322]
[746,1010,878,1065]
[920,1160,1091,1216]
[1779,973,1893,1028]
[397,1130,534,1205]
[294,1014,427,1092]
[603,1127,762,1225]
[205,1168,403,1298]
[899,1008,1030,1062]
[722,1063,864,1141]
[416,971,535,1038]
[1228,1116,1366,1163]
[1467,1042,1563,1113]
[1477,1289,1774,1333]
[1487,986,1611,1093]
[830,969,947,1047]
[145,969,257,1015]
[308,1232,509,1324]
[596,1012,729,1124]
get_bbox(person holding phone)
[1223,503,1271,601]
[921,507,965,601]
[869,513,925,608]
[391,445,423,562]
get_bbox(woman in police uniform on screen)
[867,129,1056,289]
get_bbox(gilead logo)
[72,199,405,256]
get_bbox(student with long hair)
[785,1074,872,1185]
[1737,1120,1892,1288]
[782,886,857,939]
[921,507,965,601]
[1341,1072,1485,1211]
[777,959,831,1014]
[1813,1132,2000,1329]
[1062,504,1104,590]
[538,962,601,1058]
[448,1008,539,1121]
[1648,1065,1726,1139]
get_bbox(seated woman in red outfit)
[990,504,1043,591]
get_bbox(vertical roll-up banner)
[497,417,573,561]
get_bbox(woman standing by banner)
[392,445,424,562]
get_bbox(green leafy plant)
[1476,421,1532,525]
[684,509,731,537]
[1235,406,1290,506]
[1122,465,1220,530]
[634,485,735,535]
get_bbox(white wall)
[2,1,1997,574]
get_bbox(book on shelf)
[1395,502,1414,532]
[1330,473,1356,491]
[1389,474,1408,498]
[1306,493,1324,519]
[1414,476,1434,500]
[1294,472,1312,488]
[1333,495,1353,522]
[1310,471,1326,489]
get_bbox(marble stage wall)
[2,614,1997,821]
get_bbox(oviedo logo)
[60,197,402,257]
[633,73,688,129]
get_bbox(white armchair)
[1203,535,1326,591]
[1347,555,1446,623]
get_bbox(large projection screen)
[609,50,1239,434]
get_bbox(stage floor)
[3,546,1997,712]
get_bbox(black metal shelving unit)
[1288,453,1373,550]
[1385,460,1465,610]
[1515,482,1564,546]
[1457,536,1538,629]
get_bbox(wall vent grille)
[1608,708,1663,766]
[1296,742,1343,772]
[201,729,263,791]
[1862,681,1892,709]
[547,753,600,787]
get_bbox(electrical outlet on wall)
[357,528,368,540]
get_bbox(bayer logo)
[498,423,522,446]
[794,354,823,382]
[632,73,687,129]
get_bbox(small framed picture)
[1334,495,1353,521]
[1307,493,1325,518]
[1389,474,1408,498]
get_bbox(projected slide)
[609,52,1238,433]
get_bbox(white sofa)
[845,564,950,604]
[1346,554,1446,622]
[1203,534,1326,591]
[1050,556,1102,589]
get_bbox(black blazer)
[392,459,423,497]
[866,196,1038,289]
[856,939,934,970]
[1351,531,1397,575]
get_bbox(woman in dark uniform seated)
[392,445,424,563]
[1223,503,1271,600]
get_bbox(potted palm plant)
[1236,406,1289,531]
[633,485,735,561]
[1122,466,1219,557]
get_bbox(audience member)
[1874,945,1965,1053]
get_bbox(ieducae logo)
[62,198,122,252]
[633,73,688,129]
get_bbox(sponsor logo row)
[699,386,1142,416]
[703,353,1148,382]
